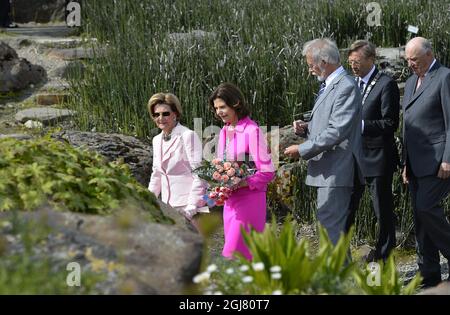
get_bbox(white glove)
[183,205,198,220]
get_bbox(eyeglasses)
[152,111,171,118]
[348,60,361,66]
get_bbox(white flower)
[270,265,282,273]
[213,291,223,295]
[206,264,218,273]
[242,276,253,283]
[225,268,234,274]
[271,272,282,280]
[252,262,265,271]
[239,265,250,272]
[272,290,283,295]
[193,272,210,284]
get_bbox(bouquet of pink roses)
[194,158,255,207]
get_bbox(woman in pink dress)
[209,83,275,260]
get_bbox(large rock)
[15,107,74,125]
[0,42,47,93]
[376,47,409,83]
[271,125,305,155]
[0,205,203,294]
[48,47,96,60]
[52,131,153,187]
[13,0,67,23]
[0,133,33,140]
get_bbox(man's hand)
[284,145,301,159]
[293,120,308,136]
[402,166,409,184]
[437,162,450,179]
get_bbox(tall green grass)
[70,0,450,137]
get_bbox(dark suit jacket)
[0,0,11,27]
[360,68,400,177]
[403,61,450,178]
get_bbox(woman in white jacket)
[147,93,207,225]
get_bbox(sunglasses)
[152,111,171,118]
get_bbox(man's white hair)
[302,38,340,65]
[406,37,432,55]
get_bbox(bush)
[0,136,170,223]
[193,217,422,295]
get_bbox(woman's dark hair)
[208,83,250,120]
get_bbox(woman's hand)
[183,205,198,220]
[230,179,248,192]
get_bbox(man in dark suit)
[0,0,17,28]
[402,37,450,287]
[346,40,400,262]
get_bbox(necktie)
[359,78,365,94]
[316,82,326,101]
[416,76,424,91]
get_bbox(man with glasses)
[346,40,400,262]
[284,38,363,246]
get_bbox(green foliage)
[0,217,104,294]
[0,136,169,223]
[195,218,422,295]
[238,216,356,294]
[354,255,422,295]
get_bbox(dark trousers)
[347,173,396,261]
[408,172,450,286]
[0,0,11,27]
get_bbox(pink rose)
[223,162,232,170]
[212,158,221,165]
[209,192,217,199]
[221,175,230,182]
[215,165,224,173]
[213,171,222,181]
[226,168,236,177]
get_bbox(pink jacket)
[148,123,206,207]
[218,116,275,191]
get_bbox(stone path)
[0,23,90,135]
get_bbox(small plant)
[0,136,170,223]
[193,217,422,295]
[353,255,422,295]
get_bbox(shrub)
[0,136,170,223]
[193,217,422,295]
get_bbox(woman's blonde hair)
[147,93,182,121]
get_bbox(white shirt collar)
[360,65,376,84]
[423,59,436,77]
